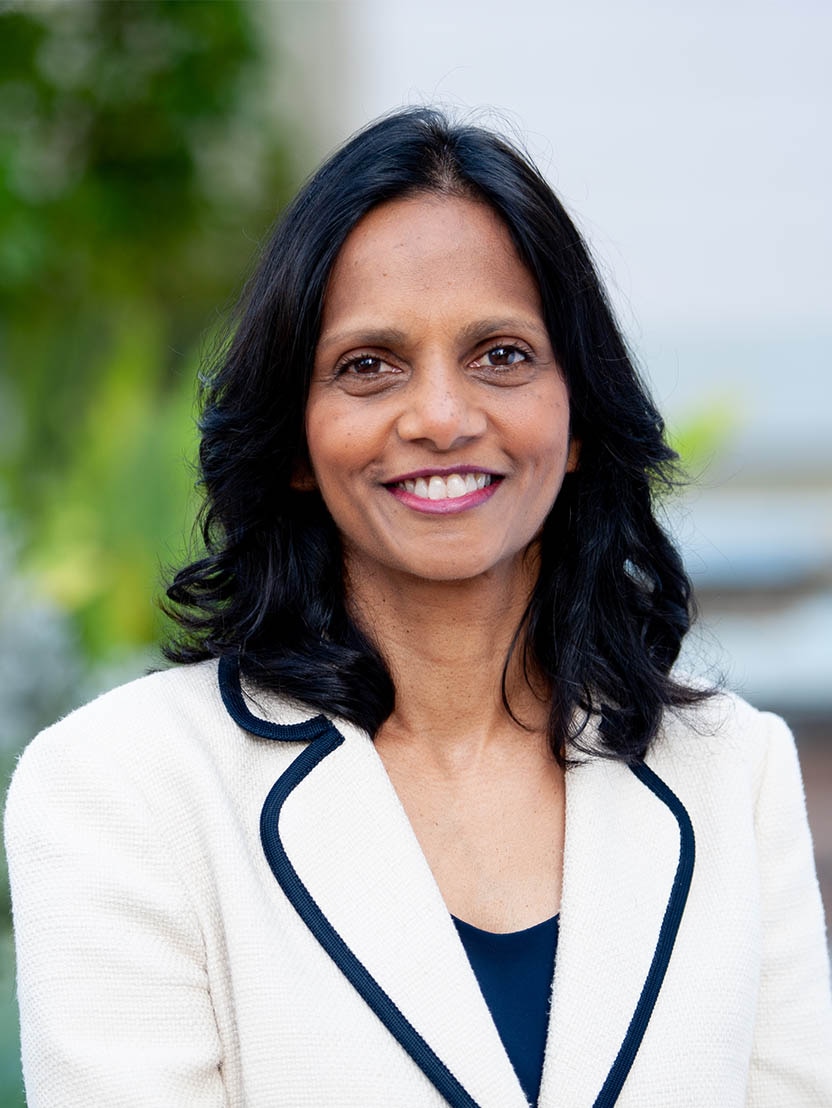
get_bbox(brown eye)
[486,346,525,366]
[340,355,385,376]
[331,352,402,395]
[475,344,531,368]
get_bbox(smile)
[396,472,493,501]
[385,470,502,515]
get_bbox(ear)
[290,457,317,492]
[566,437,581,473]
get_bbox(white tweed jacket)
[4,658,832,1107]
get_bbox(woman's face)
[303,193,578,589]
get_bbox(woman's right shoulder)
[13,659,223,761]
[4,660,236,820]
[4,657,326,827]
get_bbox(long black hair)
[164,106,709,763]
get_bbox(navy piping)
[259,728,483,1108]
[591,761,696,1108]
[218,654,330,742]
[217,658,695,1108]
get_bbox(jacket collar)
[220,658,694,1108]
[541,753,694,1107]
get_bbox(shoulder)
[6,661,224,789]
[650,685,793,784]
[645,687,812,852]
[4,660,321,838]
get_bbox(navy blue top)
[452,913,559,1107]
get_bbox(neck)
[346,558,548,760]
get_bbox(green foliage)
[0,4,298,1093]
[666,395,739,477]
[0,0,295,660]
[26,304,202,652]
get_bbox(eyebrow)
[316,326,409,353]
[457,317,549,345]
[317,316,548,353]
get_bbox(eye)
[331,351,402,394]
[469,343,535,375]
[337,354,389,376]
[480,345,528,367]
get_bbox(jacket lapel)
[539,752,694,1107]
[261,716,529,1108]
[221,659,693,1108]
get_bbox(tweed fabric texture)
[5,660,831,1107]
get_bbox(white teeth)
[398,472,493,500]
[427,476,446,500]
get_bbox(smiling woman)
[304,194,577,587]
[5,108,831,1108]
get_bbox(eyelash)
[475,343,533,369]
[335,354,393,377]
[334,342,534,377]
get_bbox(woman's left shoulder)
[647,684,800,798]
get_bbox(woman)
[6,108,831,1107]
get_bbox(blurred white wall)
[276,0,832,708]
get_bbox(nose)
[395,363,487,451]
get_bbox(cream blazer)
[5,658,831,1107]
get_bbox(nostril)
[396,391,487,450]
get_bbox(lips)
[396,472,494,501]
[383,469,503,514]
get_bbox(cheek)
[516,391,572,469]
[306,395,392,476]
[304,409,374,514]
[305,405,348,481]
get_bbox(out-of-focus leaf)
[0,0,295,663]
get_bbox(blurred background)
[0,1,829,1102]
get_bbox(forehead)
[319,194,543,337]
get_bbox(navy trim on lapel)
[218,658,696,1108]
[592,761,696,1108]
[260,738,483,1108]
[218,655,330,742]
[219,656,483,1108]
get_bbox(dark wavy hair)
[164,106,708,763]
